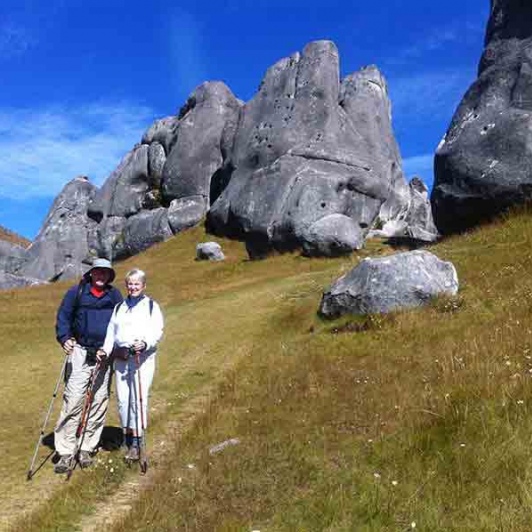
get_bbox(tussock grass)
[5,213,532,530]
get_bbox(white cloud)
[0,102,157,200]
[388,68,475,123]
[402,154,434,188]
[383,19,486,67]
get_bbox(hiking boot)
[124,446,140,462]
[54,455,72,474]
[78,450,93,469]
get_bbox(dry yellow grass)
[5,213,532,531]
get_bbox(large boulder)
[432,0,532,233]
[15,176,97,281]
[319,250,458,317]
[207,41,409,255]
[196,242,225,261]
[301,214,364,257]
[161,82,242,206]
[88,144,150,221]
[89,82,241,261]
[112,208,173,260]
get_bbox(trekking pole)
[27,353,69,481]
[66,357,104,481]
[135,352,148,474]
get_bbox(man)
[54,258,123,474]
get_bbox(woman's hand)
[132,339,147,354]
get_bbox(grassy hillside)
[4,212,532,531]
[0,225,30,247]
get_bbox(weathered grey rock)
[369,177,438,242]
[196,242,225,261]
[0,240,27,273]
[15,176,97,281]
[167,196,205,234]
[319,250,458,317]
[301,214,364,257]
[0,271,47,290]
[147,142,166,187]
[207,41,408,256]
[432,0,532,233]
[112,208,173,260]
[88,144,149,221]
[161,82,241,206]
[141,116,180,155]
[88,216,126,261]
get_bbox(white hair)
[125,268,146,285]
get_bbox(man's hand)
[62,338,76,355]
[96,349,108,362]
[132,339,147,354]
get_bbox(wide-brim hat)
[84,257,116,283]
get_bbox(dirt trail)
[79,392,211,532]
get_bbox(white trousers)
[54,345,112,455]
[114,352,155,435]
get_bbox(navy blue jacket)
[56,281,123,348]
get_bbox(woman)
[99,268,164,462]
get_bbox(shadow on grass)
[39,425,124,453]
[28,426,124,480]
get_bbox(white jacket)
[102,296,164,356]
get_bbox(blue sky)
[0,0,489,239]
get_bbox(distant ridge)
[0,225,30,248]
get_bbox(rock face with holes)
[319,250,459,317]
[206,41,410,256]
[432,0,532,234]
[3,41,431,286]
[12,176,97,282]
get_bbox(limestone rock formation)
[0,240,27,274]
[369,177,439,242]
[0,272,46,290]
[301,214,364,257]
[319,250,458,317]
[15,176,97,282]
[207,41,410,256]
[88,81,241,260]
[4,40,433,281]
[432,0,532,233]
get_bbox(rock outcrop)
[0,240,26,274]
[3,40,438,283]
[0,272,46,290]
[207,41,411,256]
[432,0,532,233]
[14,176,97,282]
[369,177,439,242]
[319,250,458,317]
[88,81,241,260]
